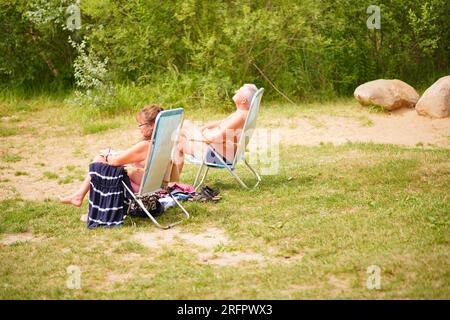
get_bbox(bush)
[1,0,449,106]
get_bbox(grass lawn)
[0,96,449,299]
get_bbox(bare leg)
[173,121,208,179]
[172,135,186,179]
[60,155,105,207]
[60,173,90,207]
[182,120,209,158]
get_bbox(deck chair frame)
[122,108,190,229]
[192,88,264,190]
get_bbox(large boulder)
[415,76,450,118]
[354,79,419,111]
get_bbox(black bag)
[128,193,164,218]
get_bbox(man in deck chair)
[172,84,258,180]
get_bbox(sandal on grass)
[189,185,221,202]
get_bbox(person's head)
[136,104,164,140]
[232,84,258,110]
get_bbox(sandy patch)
[278,109,450,148]
[106,272,134,283]
[120,252,142,262]
[0,124,138,201]
[328,275,351,290]
[278,253,305,263]
[133,227,271,266]
[199,251,265,266]
[132,227,306,266]
[132,227,229,250]
[0,232,41,245]
[177,228,230,250]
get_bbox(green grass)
[58,175,78,185]
[0,102,37,117]
[0,91,448,299]
[0,85,360,128]
[65,165,76,172]
[0,143,448,299]
[1,154,22,163]
[0,126,17,137]
[43,172,59,180]
[0,96,62,118]
[82,119,122,135]
[365,103,390,113]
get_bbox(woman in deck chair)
[172,84,257,179]
[60,105,164,212]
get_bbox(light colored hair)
[242,83,258,107]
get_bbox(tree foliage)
[1,0,449,105]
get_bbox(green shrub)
[1,0,448,104]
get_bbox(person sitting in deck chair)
[60,105,164,218]
[172,84,258,179]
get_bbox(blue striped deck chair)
[187,88,264,190]
[122,108,190,229]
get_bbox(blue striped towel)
[87,162,133,229]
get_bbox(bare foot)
[60,195,83,207]
[80,214,88,222]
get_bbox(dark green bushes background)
[1,0,449,106]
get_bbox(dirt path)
[1,108,449,201]
[1,116,138,200]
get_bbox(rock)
[354,79,420,111]
[415,76,450,118]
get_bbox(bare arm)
[202,113,245,143]
[106,140,150,166]
[201,119,223,130]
